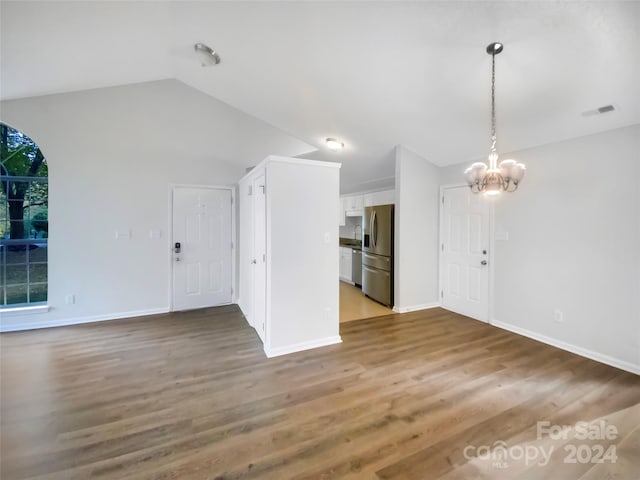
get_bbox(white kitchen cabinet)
[239,156,342,357]
[339,197,346,226]
[339,246,353,283]
[340,193,364,219]
[363,189,395,207]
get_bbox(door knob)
[251,259,257,264]
[481,260,487,266]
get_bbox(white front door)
[252,174,266,341]
[440,186,490,321]
[172,187,232,311]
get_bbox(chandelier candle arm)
[465,42,526,195]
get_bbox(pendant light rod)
[488,42,502,169]
[490,44,497,165]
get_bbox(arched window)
[0,123,48,308]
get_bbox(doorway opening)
[339,280,393,323]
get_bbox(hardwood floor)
[339,281,394,323]
[1,306,638,480]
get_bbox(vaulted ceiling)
[2,1,638,192]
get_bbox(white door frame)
[169,184,236,312]
[438,184,495,324]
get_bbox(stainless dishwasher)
[352,249,362,287]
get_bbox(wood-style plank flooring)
[339,281,394,323]
[1,306,639,480]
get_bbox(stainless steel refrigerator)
[362,204,394,307]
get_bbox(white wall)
[0,80,315,330]
[267,159,341,355]
[440,125,640,372]
[393,145,440,312]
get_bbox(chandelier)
[465,42,525,195]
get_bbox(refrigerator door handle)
[372,210,377,249]
[369,210,374,248]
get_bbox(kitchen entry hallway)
[339,281,394,323]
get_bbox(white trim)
[0,307,170,333]
[264,335,342,358]
[441,305,489,323]
[0,304,49,316]
[491,319,640,376]
[239,155,341,183]
[392,302,440,313]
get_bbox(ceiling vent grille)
[581,104,616,117]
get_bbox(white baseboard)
[0,307,170,333]
[491,319,640,376]
[264,335,342,358]
[393,302,440,314]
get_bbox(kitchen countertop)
[339,238,362,250]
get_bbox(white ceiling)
[2,1,639,193]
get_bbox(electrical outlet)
[553,309,563,323]
[65,294,76,305]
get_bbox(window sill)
[0,305,50,316]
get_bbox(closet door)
[238,178,253,324]
[252,173,267,342]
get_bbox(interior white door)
[441,186,490,321]
[252,174,267,341]
[172,187,232,311]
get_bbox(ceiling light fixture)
[194,43,221,67]
[325,138,344,150]
[465,42,525,196]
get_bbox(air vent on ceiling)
[581,105,616,117]
[597,105,615,114]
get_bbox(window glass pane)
[1,122,48,307]
[29,263,47,283]
[29,283,47,303]
[5,247,27,265]
[9,220,29,239]
[31,245,47,263]
[6,284,28,304]
[5,264,27,285]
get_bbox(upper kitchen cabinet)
[339,194,364,224]
[238,156,342,357]
[364,189,395,207]
[343,194,364,215]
